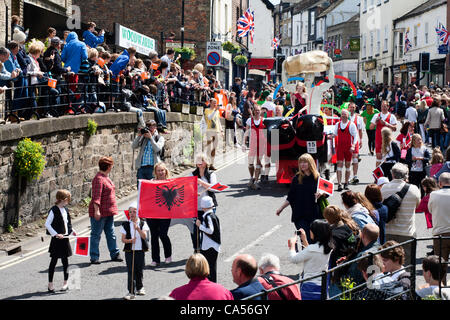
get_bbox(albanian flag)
[317,177,334,196]
[138,177,198,219]
[373,166,384,180]
[124,210,130,220]
[209,183,230,192]
[74,237,90,257]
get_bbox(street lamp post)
[181,0,185,48]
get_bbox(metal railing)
[0,72,210,123]
[242,236,450,301]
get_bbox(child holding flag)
[45,190,77,293]
[120,202,149,300]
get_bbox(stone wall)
[0,111,213,233]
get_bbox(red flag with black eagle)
[138,177,198,219]
[373,166,384,180]
[74,237,90,257]
[317,177,334,196]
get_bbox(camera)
[140,127,150,135]
[296,231,302,236]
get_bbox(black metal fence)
[242,236,450,301]
[0,71,210,123]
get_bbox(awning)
[248,58,275,70]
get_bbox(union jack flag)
[271,37,280,50]
[237,8,255,43]
[405,31,412,53]
[435,24,450,45]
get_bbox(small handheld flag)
[317,177,334,196]
[124,210,130,220]
[373,166,384,180]
[209,183,230,192]
[97,57,106,68]
[74,237,90,257]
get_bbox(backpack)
[154,135,165,161]
[354,273,412,300]
[382,183,410,223]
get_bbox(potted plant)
[233,54,248,66]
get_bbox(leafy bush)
[14,138,46,182]
[87,119,98,136]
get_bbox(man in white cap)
[195,196,221,283]
[120,202,149,300]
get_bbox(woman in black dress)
[45,190,77,293]
[276,153,326,242]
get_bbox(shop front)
[392,62,418,87]
[248,58,275,82]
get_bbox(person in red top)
[257,253,301,300]
[396,121,413,162]
[370,100,398,168]
[333,109,359,191]
[88,157,122,264]
[169,253,234,300]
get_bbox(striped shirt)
[141,139,154,167]
[381,179,421,237]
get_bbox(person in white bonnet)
[195,196,221,283]
[376,177,390,187]
[119,201,149,300]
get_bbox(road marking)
[224,224,283,263]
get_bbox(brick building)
[73,0,212,70]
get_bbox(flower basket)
[222,41,241,54]
[174,47,196,61]
[233,54,248,66]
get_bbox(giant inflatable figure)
[281,50,335,115]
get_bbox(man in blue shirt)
[231,254,266,300]
[131,120,165,184]
[82,22,105,49]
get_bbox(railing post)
[321,271,328,300]
[410,238,417,300]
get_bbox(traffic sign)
[207,52,221,66]
[206,41,222,67]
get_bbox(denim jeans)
[89,216,120,261]
[429,129,442,150]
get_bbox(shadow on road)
[226,181,288,199]
[2,290,64,300]
[98,265,128,275]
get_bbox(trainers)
[136,288,146,296]
[251,181,261,190]
[209,165,217,171]
[124,292,135,300]
[337,184,343,192]
[351,177,359,185]
[150,261,159,267]
[344,183,350,190]
[248,178,255,188]
[164,257,172,263]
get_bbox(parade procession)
[0,0,449,312]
